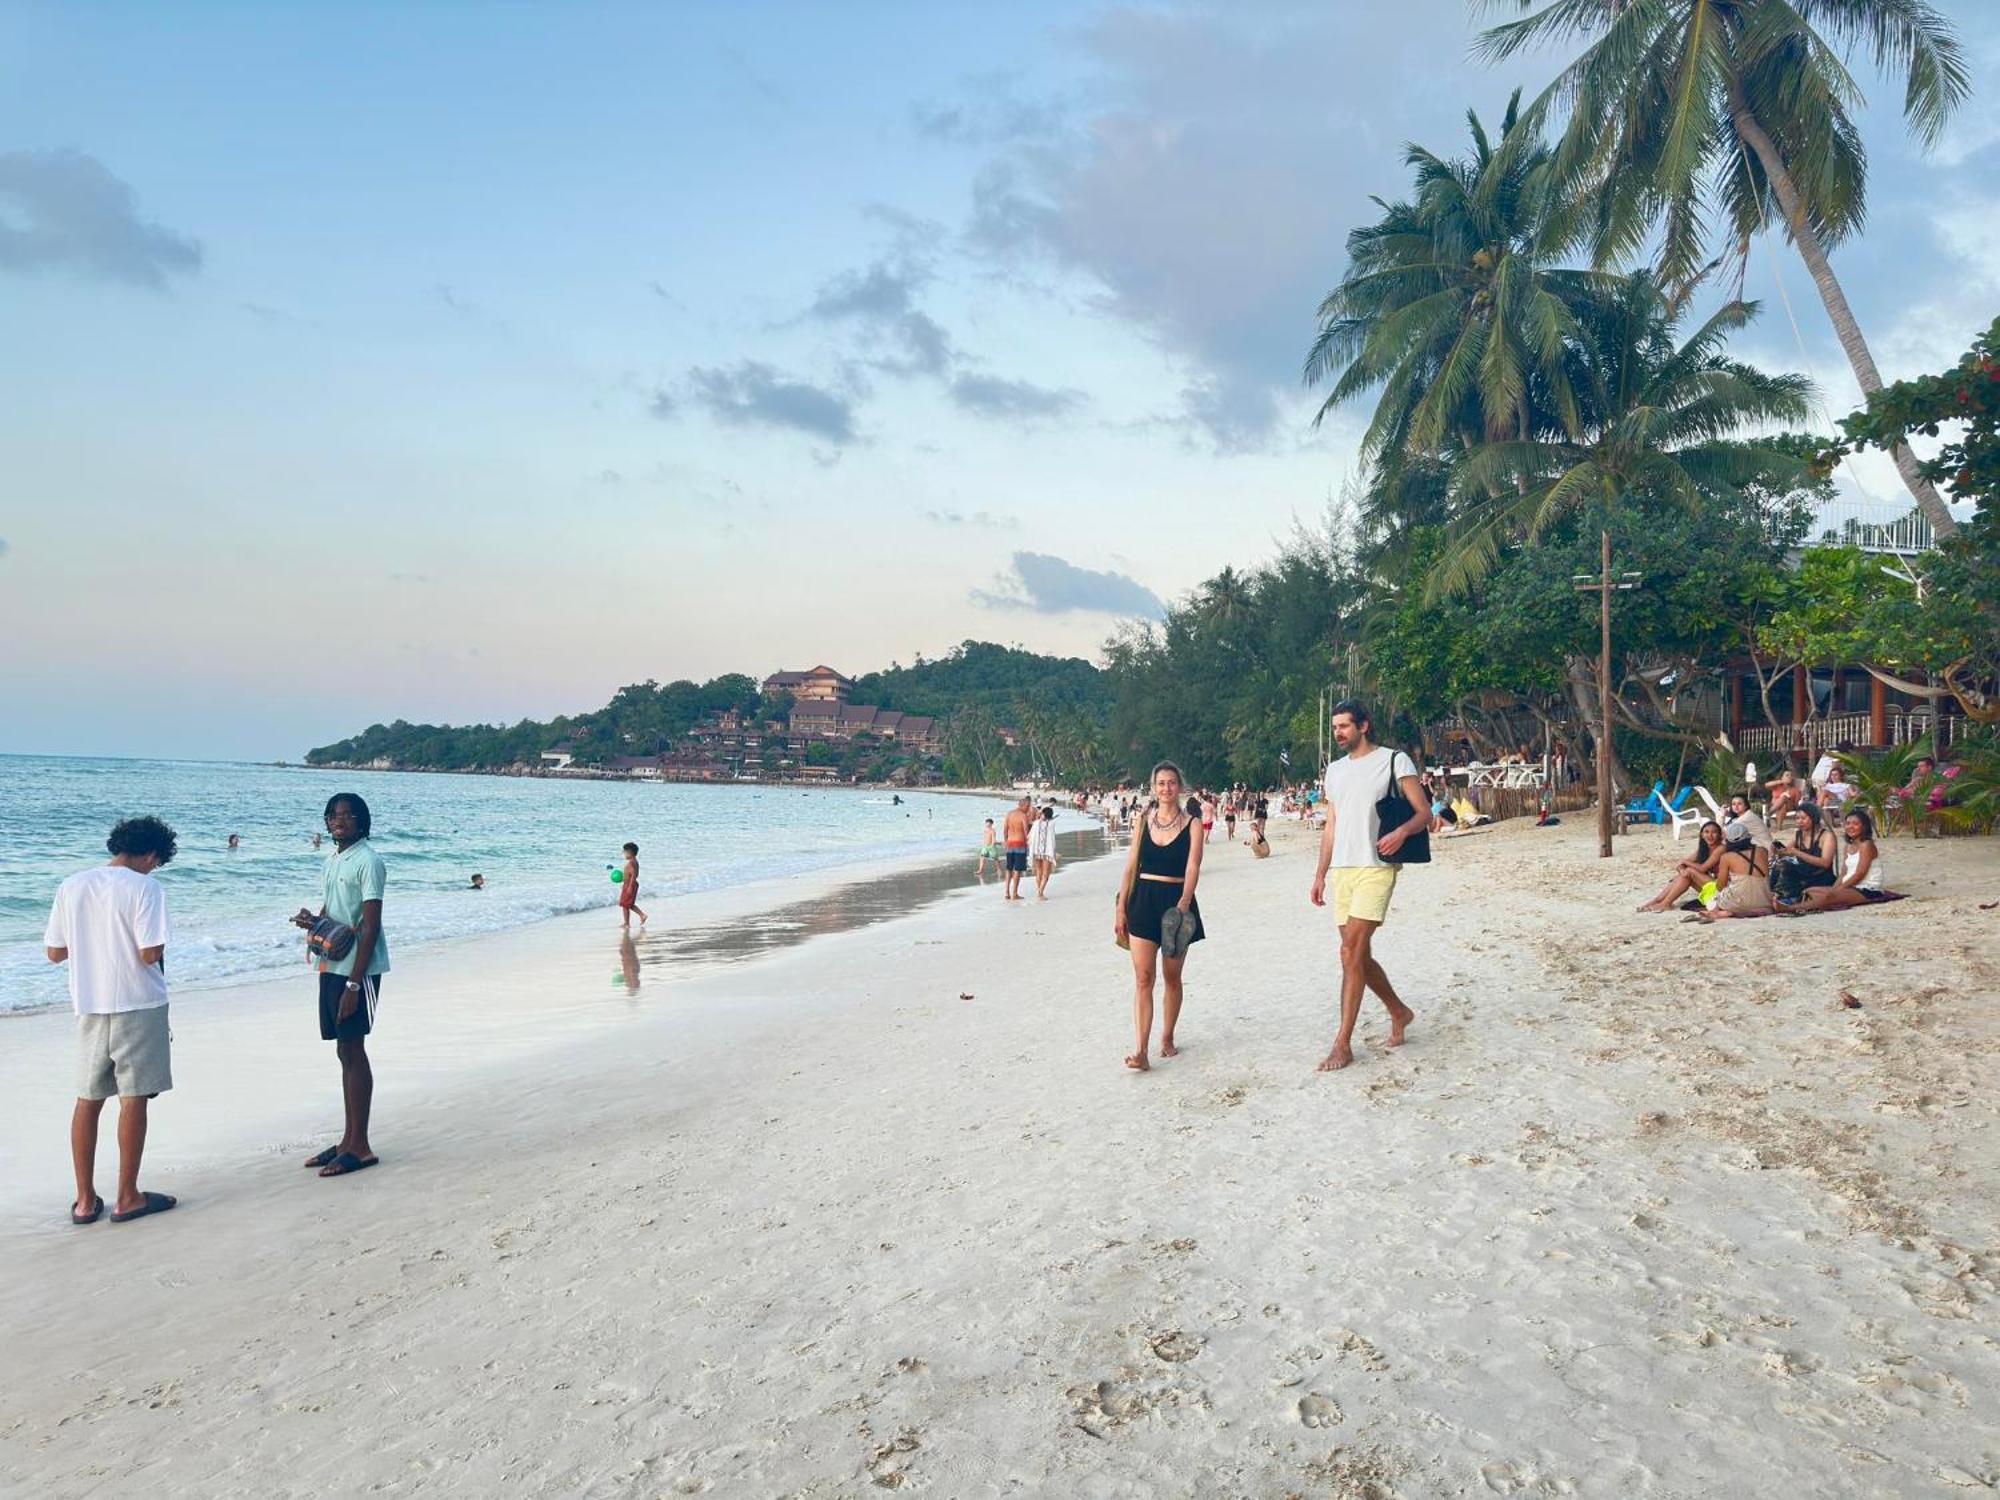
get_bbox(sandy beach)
[2,815,1996,1498]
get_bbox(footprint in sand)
[1148,1330,1205,1363]
[1296,1392,1343,1428]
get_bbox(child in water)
[619,842,646,928]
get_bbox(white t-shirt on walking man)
[44,866,171,1015]
[1322,747,1419,868]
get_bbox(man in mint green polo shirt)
[290,791,388,1179]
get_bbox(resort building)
[540,743,574,770]
[762,666,854,704]
[786,700,940,754]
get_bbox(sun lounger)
[1656,786,1704,840]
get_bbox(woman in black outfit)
[1114,761,1206,1071]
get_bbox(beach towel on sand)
[1678,891,1908,917]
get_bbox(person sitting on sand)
[1788,810,1888,913]
[1697,824,1774,919]
[1765,765,1803,831]
[1637,819,1725,911]
[1725,794,1771,848]
[1113,762,1206,1072]
[1771,804,1839,908]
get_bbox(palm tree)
[1433,271,1815,595]
[1306,91,1608,468]
[1476,0,1969,538]
[1434,269,1813,850]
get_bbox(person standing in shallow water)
[291,792,388,1177]
[1310,700,1422,1072]
[618,842,646,928]
[1113,762,1205,1072]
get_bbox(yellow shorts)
[1333,865,1399,925]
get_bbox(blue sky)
[4,1,1997,759]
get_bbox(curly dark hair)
[323,792,372,838]
[107,816,178,865]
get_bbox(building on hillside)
[762,666,854,704]
[787,700,940,754]
[540,743,574,770]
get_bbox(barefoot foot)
[1316,1043,1354,1072]
[1124,1053,1150,1072]
[1160,1040,1179,1058]
[1386,1003,1414,1047]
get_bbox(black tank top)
[1139,817,1192,879]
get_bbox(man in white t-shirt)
[1309,700,1427,1073]
[44,816,181,1225]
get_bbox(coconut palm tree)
[1475,0,1969,538]
[1433,271,1815,596]
[1306,92,1613,470]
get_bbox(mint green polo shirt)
[318,839,390,977]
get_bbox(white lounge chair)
[1656,786,1705,841]
[1692,785,1731,824]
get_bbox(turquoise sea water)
[0,757,1040,1015]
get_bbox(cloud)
[973,551,1164,617]
[945,7,1561,450]
[925,509,1019,530]
[0,148,201,288]
[680,361,859,445]
[949,374,1085,422]
[804,256,957,377]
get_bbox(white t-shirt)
[1809,753,1836,788]
[1323,747,1419,868]
[43,865,171,1015]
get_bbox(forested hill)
[303,642,1109,770]
[851,641,1110,720]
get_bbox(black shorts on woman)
[1127,818,1205,948]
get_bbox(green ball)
[610,868,624,883]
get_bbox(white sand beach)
[2,817,1996,1498]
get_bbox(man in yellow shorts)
[1309,700,1429,1072]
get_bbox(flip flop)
[303,1146,343,1169]
[109,1192,177,1223]
[70,1195,103,1225]
[318,1152,379,1178]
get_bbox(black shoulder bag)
[1376,750,1431,865]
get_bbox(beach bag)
[1768,856,1811,905]
[306,916,356,963]
[1376,750,1430,865]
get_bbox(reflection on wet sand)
[631,825,1112,972]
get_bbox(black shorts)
[1006,848,1028,873]
[318,973,381,1041]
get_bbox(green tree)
[1477,0,1969,539]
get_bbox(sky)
[3,0,1997,760]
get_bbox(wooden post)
[1597,530,1613,859]
[1870,674,1886,747]
[1729,674,1743,745]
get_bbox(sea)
[0,756,1048,1016]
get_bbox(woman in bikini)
[1113,762,1206,1072]
[1790,809,1888,913]
[1637,820,1726,911]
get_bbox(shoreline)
[3,816,1993,1495]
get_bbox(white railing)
[1735,710,1960,756]
[1798,499,1935,556]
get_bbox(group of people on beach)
[1634,743,1944,920]
[1107,699,1423,1075]
[43,792,391,1228]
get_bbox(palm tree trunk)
[1729,97,1959,540]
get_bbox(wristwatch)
[343,980,361,992]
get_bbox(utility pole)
[1573,530,1640,859]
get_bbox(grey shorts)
[76,1006,173,1100]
